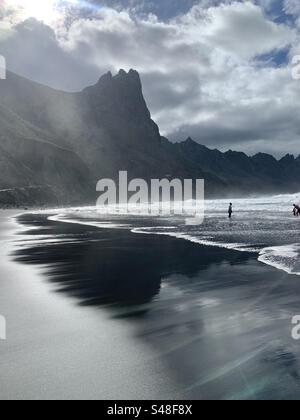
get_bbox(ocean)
[6,193,300,400]
[48,192,300,277]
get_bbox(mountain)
[0,102,92,207]
[0,69,299,206]
[174,138,300,196]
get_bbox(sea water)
[46,191,300,277]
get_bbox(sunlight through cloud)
[4,0,79,24]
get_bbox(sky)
[0,0,300,156]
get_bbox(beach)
[1,209,300,400]
[0,211,177,400]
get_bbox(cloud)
[181,1,294,59]
[0,17,103,90]
[0,0,299,156]
[284,0,300,17]
[87,0,201,19]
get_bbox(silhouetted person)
[293,204,300,217]
[228,203,233,219]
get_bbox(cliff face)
[0,69,207,206]
[0,69,299,207]
[77,69,197,181]
[0,70,198,183]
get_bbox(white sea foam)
[131,227,256,253]
[48,214,130,230]
[132,227,300,275]
[258,244,300,276]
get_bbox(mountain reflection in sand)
[14,213,250,310]
[11,211,300,400]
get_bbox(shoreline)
[0,210,179,400]
[2,210,300,399]
[45,209,300,278]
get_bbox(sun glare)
[7,0,62,24]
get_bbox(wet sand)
[1,211,300,399]
[0,211,178,400]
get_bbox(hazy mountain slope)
[0,70,222,193]
[0,69,299,206]
[0,103,92,206]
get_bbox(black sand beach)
[1,211,300,399]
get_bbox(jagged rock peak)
[183,138,208,148]
[94,69,142,88]
[97,71,113,84]
[115,69,142,87]
[280,154,295,162]
[184,137,196,144]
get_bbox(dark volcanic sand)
[2,212,300,400]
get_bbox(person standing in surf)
[228,203,233,219]
[293,204,300,217]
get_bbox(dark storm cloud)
[170,96,300,157]
[142,70,203,111]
